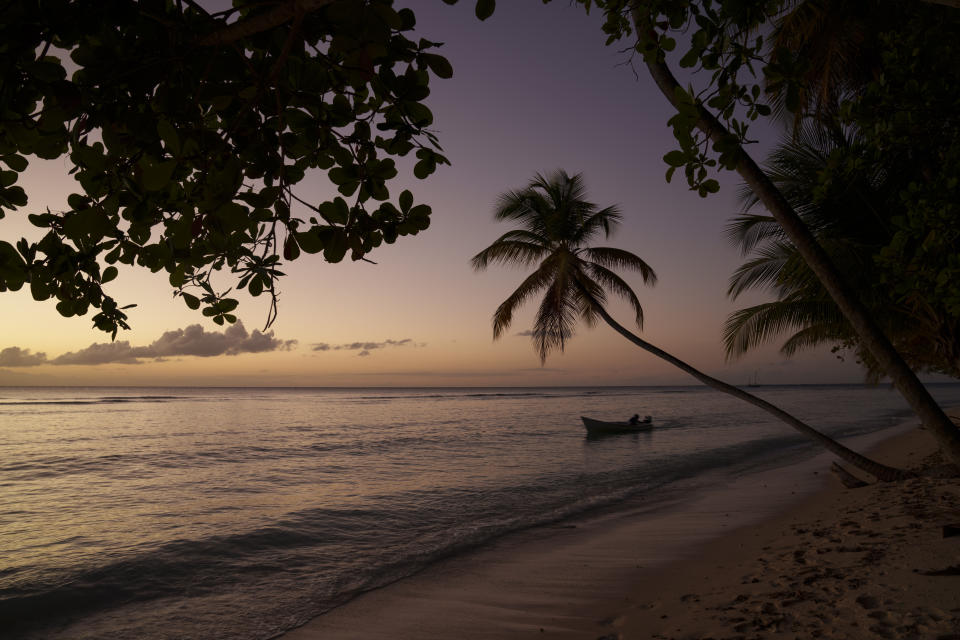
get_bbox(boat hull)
[580,416,653,433]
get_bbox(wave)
[0,396,181,407]
[0,413,901,639]
[343,387,648,402]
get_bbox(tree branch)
[199,0,335,47]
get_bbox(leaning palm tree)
[627,3,960,472]
[724,125,960,381]
[472,169,908,481]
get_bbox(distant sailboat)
[747,371,760,387]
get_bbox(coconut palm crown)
[471,170,656,363]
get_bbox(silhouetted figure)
[628,414,641,425]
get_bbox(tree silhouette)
[474,170,908,481]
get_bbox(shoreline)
[281,417,959,639]
[613,423,960,639]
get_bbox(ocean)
[2,384,958,639]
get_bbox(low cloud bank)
[0,347,48,367]
[312,338,421,357]
[2,322,296,367]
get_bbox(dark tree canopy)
[698,2,960,381]
[847,8,960,321]
[0,0,471,335]
[724,125,960,382]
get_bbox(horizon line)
[2,382,953,390]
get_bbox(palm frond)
[582,247,657,286]
[491,253,562,340]
[531,273,579,363]
[774,249,821,294]
[471,235,548,271]
[780,323,847,357]
[493,189,552,236]
[587,263,645,329]
[532,170,588,213]
[571,266,607,330]
[727,243,794,299]
[494,229,549,245]
[571,205,623,245]
[723,299,842,359]
[724,214,784,255]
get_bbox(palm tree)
[723,126,960,380]
[628,4,960,471]
[472,170,909,482]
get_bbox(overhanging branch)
[199,0,335,46]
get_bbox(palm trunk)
[590,301,911,482]
[630,7,960,470]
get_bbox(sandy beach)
[615,424,960,640]
[282,420,960,639]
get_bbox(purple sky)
[0,1,902,386]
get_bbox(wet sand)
[281,421,960,639]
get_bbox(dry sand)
[614,425,960,640]
[281,423,960,640]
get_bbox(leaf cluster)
[0,0,471,335]
[725,121,960,381]
[844,7,960,322]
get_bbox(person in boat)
[628,414,641,425]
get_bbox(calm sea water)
[2,384,959,639]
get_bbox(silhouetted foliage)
[842,8,960,322]
[724,126,960,381]
[472,169,656,362]
[0,0,494,335]
[719,2,960,381]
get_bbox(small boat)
[581,415,653,434]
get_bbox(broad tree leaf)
[476,0,495,21]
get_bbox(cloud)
[353,367,566,377]
[515,330,535,337]
[51,341,150,365]
[0,347,48,367]
[311,338,419,356]
[40,321,297,366]
[146,322,295,357]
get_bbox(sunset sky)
[0,1,891,387]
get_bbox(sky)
[0,1,889,387]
